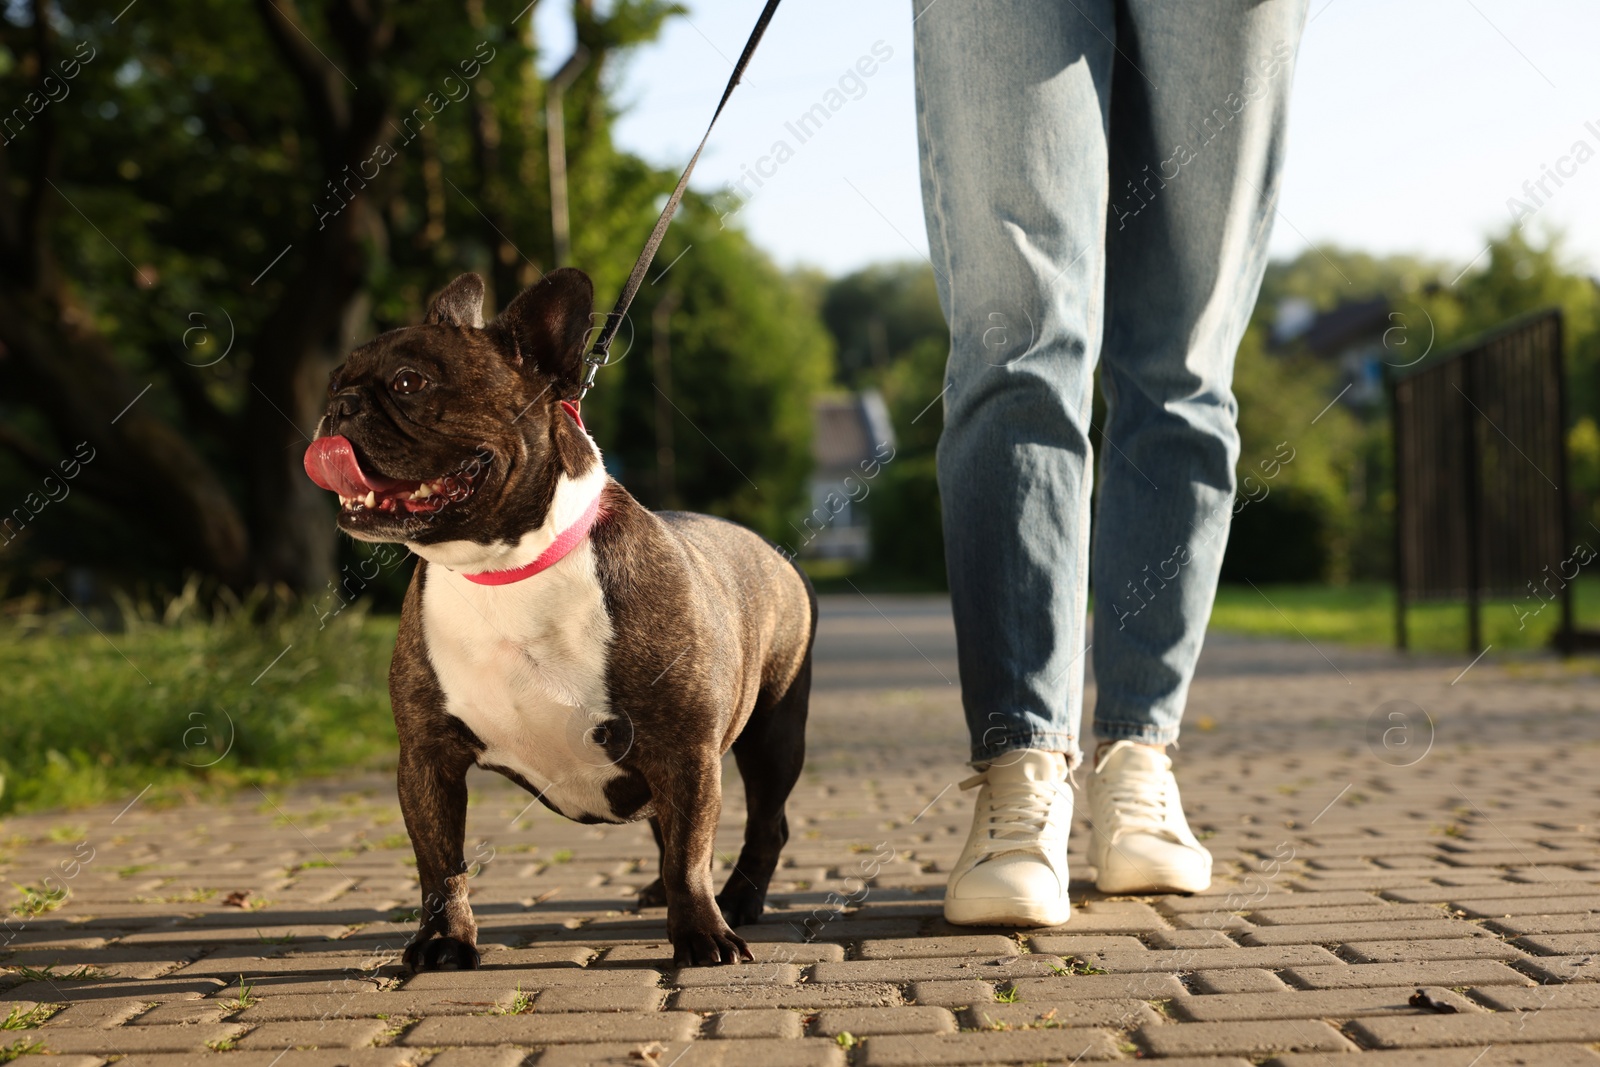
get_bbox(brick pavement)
[4,594,1600,1065]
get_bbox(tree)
[0,0,739,598]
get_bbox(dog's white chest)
[419,542,627,821]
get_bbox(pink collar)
[461,400,602,586]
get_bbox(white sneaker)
[943,749,1073,926]
[1086,740,1212,894]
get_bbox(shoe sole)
[1088,837,1212,895]
[944,897,1072,927]
[1092,866,1211,895]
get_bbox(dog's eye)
[391,369,427,395]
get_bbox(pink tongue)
[303,436,412,498]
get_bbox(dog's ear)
[424,273,486,328]
[495,268,594,395]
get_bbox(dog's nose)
[332,390,364,419]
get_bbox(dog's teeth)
[364,491,377,509]
[413,483,432,500]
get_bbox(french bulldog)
[303,269,816,969]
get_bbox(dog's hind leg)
[636,816,669,908]
[717,656,811,928]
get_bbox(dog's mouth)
[304,436,485,517]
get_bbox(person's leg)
[1092,0,1305,743]
[914,0,1115,926]
[915,0,1114,773]
[1087,0,1307,893]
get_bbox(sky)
[536,0,1600,280]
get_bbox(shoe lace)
[960,770,1067,858]
[1099,767,1174,839]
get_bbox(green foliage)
[0,593,397,815]
[818,264,950,588]
[590,204,834,541]
[1223,326,1364,583]
[1236,225,1600,584]
[0,0,827,598]
[821,262,947,387]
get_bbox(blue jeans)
[913,0,1307,766]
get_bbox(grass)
[222,977,258,1010]
[1208,577,1600,655]
[5,963,108,982]
[0,590,399,815]
[0,1038,43,1063]
[0,1005,56,1030]
[8,884,68,918]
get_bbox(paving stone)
[962,998,1160,1031]
[1348,1008,1600,1047]
[235,990,515,1020]
[1170,985,1480,1022]
[1004,973,1188,1001]
[1339,937,1525,962]
[528,984,665,1012]
[403,1011,700,1045]
[233,1018,389,1049]
[129,999,232,1025]
[1144,927,1241,949]
[534,1038,844,1066]
[1245,922,1489,950]
[712,1008,804,1038]
[808,955,1064,983]
[1186,968,1292,994]
[811,1006,956,1036]
[476,945,596,967]
[1471,983,1600,1011]
[1247,904,1445,925]
[1269,1048,1600,1067]
[107,1054,418,1067]
[673,982,902,1011]
[854,936,1017,960]
[1512,931,1600,955]
[1485,913,1600,936]
[676,963,802,986]
[1133,1019,1357,1057]
[402,966,662,990]
[903,980,993,1008]
[1085,945,1344,972]
[1279,960,1534,989]
[39,998,146,1028]
[31,1024,245,1055]
[858,1028,1120,1064]
[1511,953,1600,983]
[424,1050,528,1067]
[600,942,845,965]
[1024,934,1146,954]
[0,978,224,1003]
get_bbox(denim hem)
[970,730,1082,771]
[1092,719,1181,746]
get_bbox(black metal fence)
[1390,308,1572,653]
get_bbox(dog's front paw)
[671,921,752,967]
[403,936,481,973]
[636,877,668,909]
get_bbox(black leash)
[575,0,784,399]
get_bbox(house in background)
[805,390,895,561]
[1272,295,1393,409]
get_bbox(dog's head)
[304,268,599,547]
